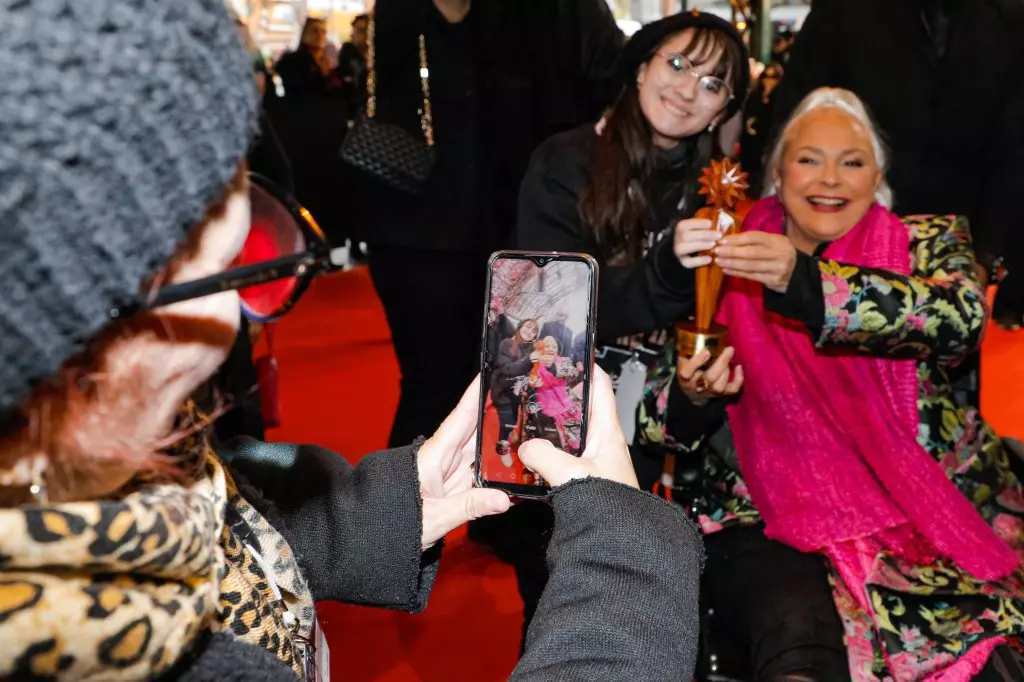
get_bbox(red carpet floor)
[261,266,1024,681]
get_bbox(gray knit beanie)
[0,0,258,416]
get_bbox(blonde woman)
[673,88,1024,680]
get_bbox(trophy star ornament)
[676,158,752,359]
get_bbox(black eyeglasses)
[113,173,335,323]
[655,52,734,110]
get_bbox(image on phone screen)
[476,252,597,496]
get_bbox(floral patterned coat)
[638,215,1024,680]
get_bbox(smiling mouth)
[661,96,691,117]
[806,196,849,211]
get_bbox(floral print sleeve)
[816,215,987,361]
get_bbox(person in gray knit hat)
[0,1,703,680]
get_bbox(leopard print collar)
[0,451,228,680]
[0,413,309,680]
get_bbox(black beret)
[619,10,751,119]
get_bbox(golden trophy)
[675,158,752,360]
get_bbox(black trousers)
[995,270,1024,317]
[368,244,487,447]
[701,525,850,682]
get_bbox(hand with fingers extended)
[712,231,798,293]
[673,217,721,268]
[677,347,744,405]
[517,366,639,489]
[418,377,511,550]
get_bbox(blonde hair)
[764,87,893,208]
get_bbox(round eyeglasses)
[655,52,733,110]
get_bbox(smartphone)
[474,251,599,498]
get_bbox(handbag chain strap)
[365,13,435,147]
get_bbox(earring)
[29,456,48,504]
[0,454,49,504]
[708,121,718,133]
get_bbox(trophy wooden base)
[675,321,728,359]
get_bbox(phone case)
[473,250,599,499]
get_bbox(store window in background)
[611,1,809,36]
[230,0,371,61]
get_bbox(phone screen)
[475,251,597,497]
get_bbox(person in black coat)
[539,309,574,357]
[355,0,624,448]
[337,14,370,116]
[769,0,1024,330]
[275,17,344,96]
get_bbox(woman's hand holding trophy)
[673,159,752,399]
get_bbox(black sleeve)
[763,250,826,332]
[664,379,728,449]
[575,0,625,108]
[169,632,298,682]
[274,52,315,97]
[222,438,439,613]
[769,0,842,143]
[497,339,534,378]
[512,478,703,680]
[977,50,1024,269]
[516,135,695,341]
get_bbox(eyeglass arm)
[113,251,330,318]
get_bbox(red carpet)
[260,266,1024,681]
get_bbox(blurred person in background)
[357,0,625,448]
[276,17,343,96]
[268,17,352,264]
[740,61,783,193]
[0,1,706,679]
[336,13,372,264]
[771,25,794,66]
[338,13,370,113]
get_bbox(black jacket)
[771,0,1024,266]
[275,46,344,97]
[516,126,697,342]
[172,439,703,680]
[357,0,623,252]
[491,338,534,407]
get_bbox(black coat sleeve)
[762,249,826,332]
[516,132,696,342]
[221,438,439,613]
[574,0,625,109]
[512,478,703,680]
[977,50,1024,267]
[168,632,298,682]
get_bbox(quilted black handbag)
[340,14,436,196]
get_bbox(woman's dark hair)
[510,318,539,358]
[580,27,745,264]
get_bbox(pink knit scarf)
[720,197,1017,581]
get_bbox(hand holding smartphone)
[474,251,598,498]
[517,366,640,491]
